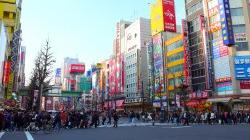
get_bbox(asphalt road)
[1,124,250,140]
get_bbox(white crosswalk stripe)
[0,132,5,139]
[25,131,34,140]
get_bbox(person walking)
[113,111,119,128]
[101,111,107,125]
[131,111,136,126]
[151,111,156,126]
[107,110,112,125]
[0,109,4,131]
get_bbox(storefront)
[103,99,125,111]
[207,96,250,112]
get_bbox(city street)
[1,124,250,140]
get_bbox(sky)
[21,0,185,84]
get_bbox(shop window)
[3,11,9,18]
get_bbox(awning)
[186,100,200,107]
[116,100,124,107]
[207,97,231,103]
[239,97,250,100]
[104,102,112,108]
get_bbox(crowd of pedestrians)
[0,109,120,132]
[1,108,250,132]
[126,110,250,126]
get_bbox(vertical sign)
[153,33,164,95]
[150,0,176,35]
[182,19,190,85]
[162,0,176,32]
[218,0,235,45]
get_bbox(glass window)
[167,52,184,62]
[231,8,244,16]
[236,42,249,51]
[233,24,246,34]
[166,40,183,52]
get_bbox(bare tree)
[29,40,56,111]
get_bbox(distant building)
[124,18,151,112]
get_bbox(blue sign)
[234,56,250,79]
[219,0,235,45]
[86,70,92,77]
[55,68,61,77]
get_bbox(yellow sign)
[6,73,14,99]
[150,0,164,36]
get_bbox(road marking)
[25,131,34,140]
[171,126,192,129]
[0,132,5,139]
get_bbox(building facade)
[124,18,151,112]
[0,21,8,99]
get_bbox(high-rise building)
[229,0,250,51]
[112,20,131,96]
[0,0,22,98]
[124,18,151,112]
[62,57,79,91]
[0,0,21,40]
[0,20,8,99]
[185,0,214,95]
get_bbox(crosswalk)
[99,122,192,129]
[0,132,5,139]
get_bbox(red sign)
[69,64,85,74]
[162,0,176,32]
[3,61,11,85]
[240,81,250,89]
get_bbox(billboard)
[234,56,250,80]
[3,61,10,86]
[152,33,164,95]
[240,80,250,89]
[55,68,61,77]
[150,0,176,36]
[69,64,85,74]
[162,0,176,32]
[218,0,235,45]
[216,82,233,95]
[214,56,231,82]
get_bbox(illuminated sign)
[234,56,250,80]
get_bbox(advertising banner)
[234,56,250,80]
[218,0,235,45]
[69,64,85,74]
[216,82,233,95]
[150,0,164,36]
[240,80,250,89]
[162,0,176,32]
[150,0,176,35]
[152,33,164,95]
[182,20,190,86]
[3,61,11,86]
[214,56,231,82]
[55,68,61,77]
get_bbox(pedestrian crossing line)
[25,131,34,140]
[170,126,192,129]
[0,132,5,139]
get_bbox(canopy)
[207,97,231,103]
